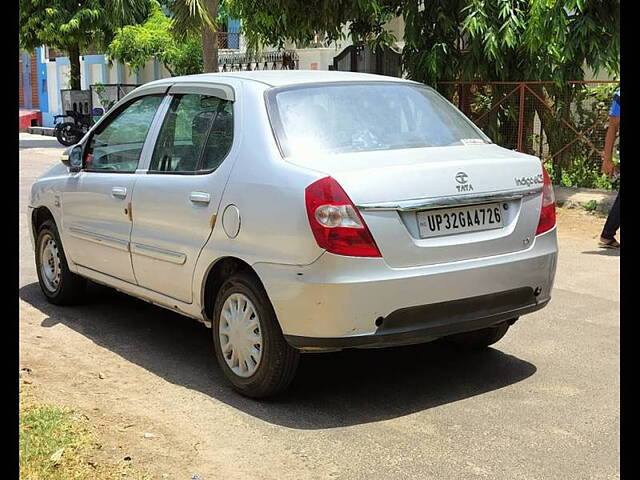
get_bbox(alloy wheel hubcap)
[219,293,263,378]
[40,233,61,292]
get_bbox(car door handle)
[189,192,210,205]
[111,186,127,199]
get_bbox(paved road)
[19,133,619,479]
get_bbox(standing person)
[599,89,620,249]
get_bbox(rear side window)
[149,94,233,174]
[84,95,163,172]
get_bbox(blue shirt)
[609,90,620,117]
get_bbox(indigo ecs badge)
[515,174,544,187]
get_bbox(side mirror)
[61,145,83,172]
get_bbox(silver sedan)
[29,71,557,397]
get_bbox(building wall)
[18,56,24,108]
[30,54,40,108]
[583,64,617,81]
[19,51,40,109]
[45,61,60,123]
[295,48,341,70]
[36,47,49,122]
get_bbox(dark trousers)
[601,191,620,239]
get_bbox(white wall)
[159,63,173,78]
[295,48,340,70]
[138,60,156,83]
[583,64,617,81]
[123,64,138,84]
[45,62,59,117]
[89,63,103,83]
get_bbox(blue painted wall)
[35,47,54,126]
[228,19,240,49]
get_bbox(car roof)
[142,70,419,89]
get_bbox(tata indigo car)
[29,71,557,397]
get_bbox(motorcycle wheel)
[55,122,81,146]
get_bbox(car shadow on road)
[20,281,537,430]
[581,249,620,257]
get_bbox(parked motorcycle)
[54,110,92,146]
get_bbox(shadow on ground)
[20,281,536,430]
[581,249,620,257]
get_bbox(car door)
[61,93,166,283]
[129,83,237,303]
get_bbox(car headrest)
[192,110,216,144]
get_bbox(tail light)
[536,165,556,235]
[305,176,381,257]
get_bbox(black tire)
[212,272,299,398]
[35,219,86,305]
[55,122,81,146]
[445,321,511,349]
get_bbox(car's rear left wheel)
[212,272,299,398]
[444,321,511,349]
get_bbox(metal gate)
[218,50,299,72]
[436,81,619,181]
[331,45,401,77]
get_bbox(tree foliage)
[225,0,403,51]
[403,0,619,84]
[19,0,151,52]
[108,1,203,76]
[225,0,618,83]
[162,0,220,72]
[171,38,205,75]
[20,0,152,89]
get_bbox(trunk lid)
[288,144,545,268]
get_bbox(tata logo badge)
[455,172,473,192]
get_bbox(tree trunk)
[68,43,81,90]
[202,0,219,73]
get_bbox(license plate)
[417,203,504,239]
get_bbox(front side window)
[267,83,491,157]
[84,95,163,172]
[149,94,233,174]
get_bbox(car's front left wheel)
[212,272,300,398]
[35,219,86,305]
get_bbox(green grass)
[20,391,150,480]
[581,200,599,213]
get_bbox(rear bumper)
[254,228,557,349]
[285,289,548,350]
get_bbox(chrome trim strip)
[67,226,130,251]
[130,243,187,265]
[356,186,543,212]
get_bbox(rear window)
[266,83,490,157]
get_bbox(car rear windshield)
[266,82,490,157]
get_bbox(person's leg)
[600,191,620,244]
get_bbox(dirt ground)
[20,134,619,479]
